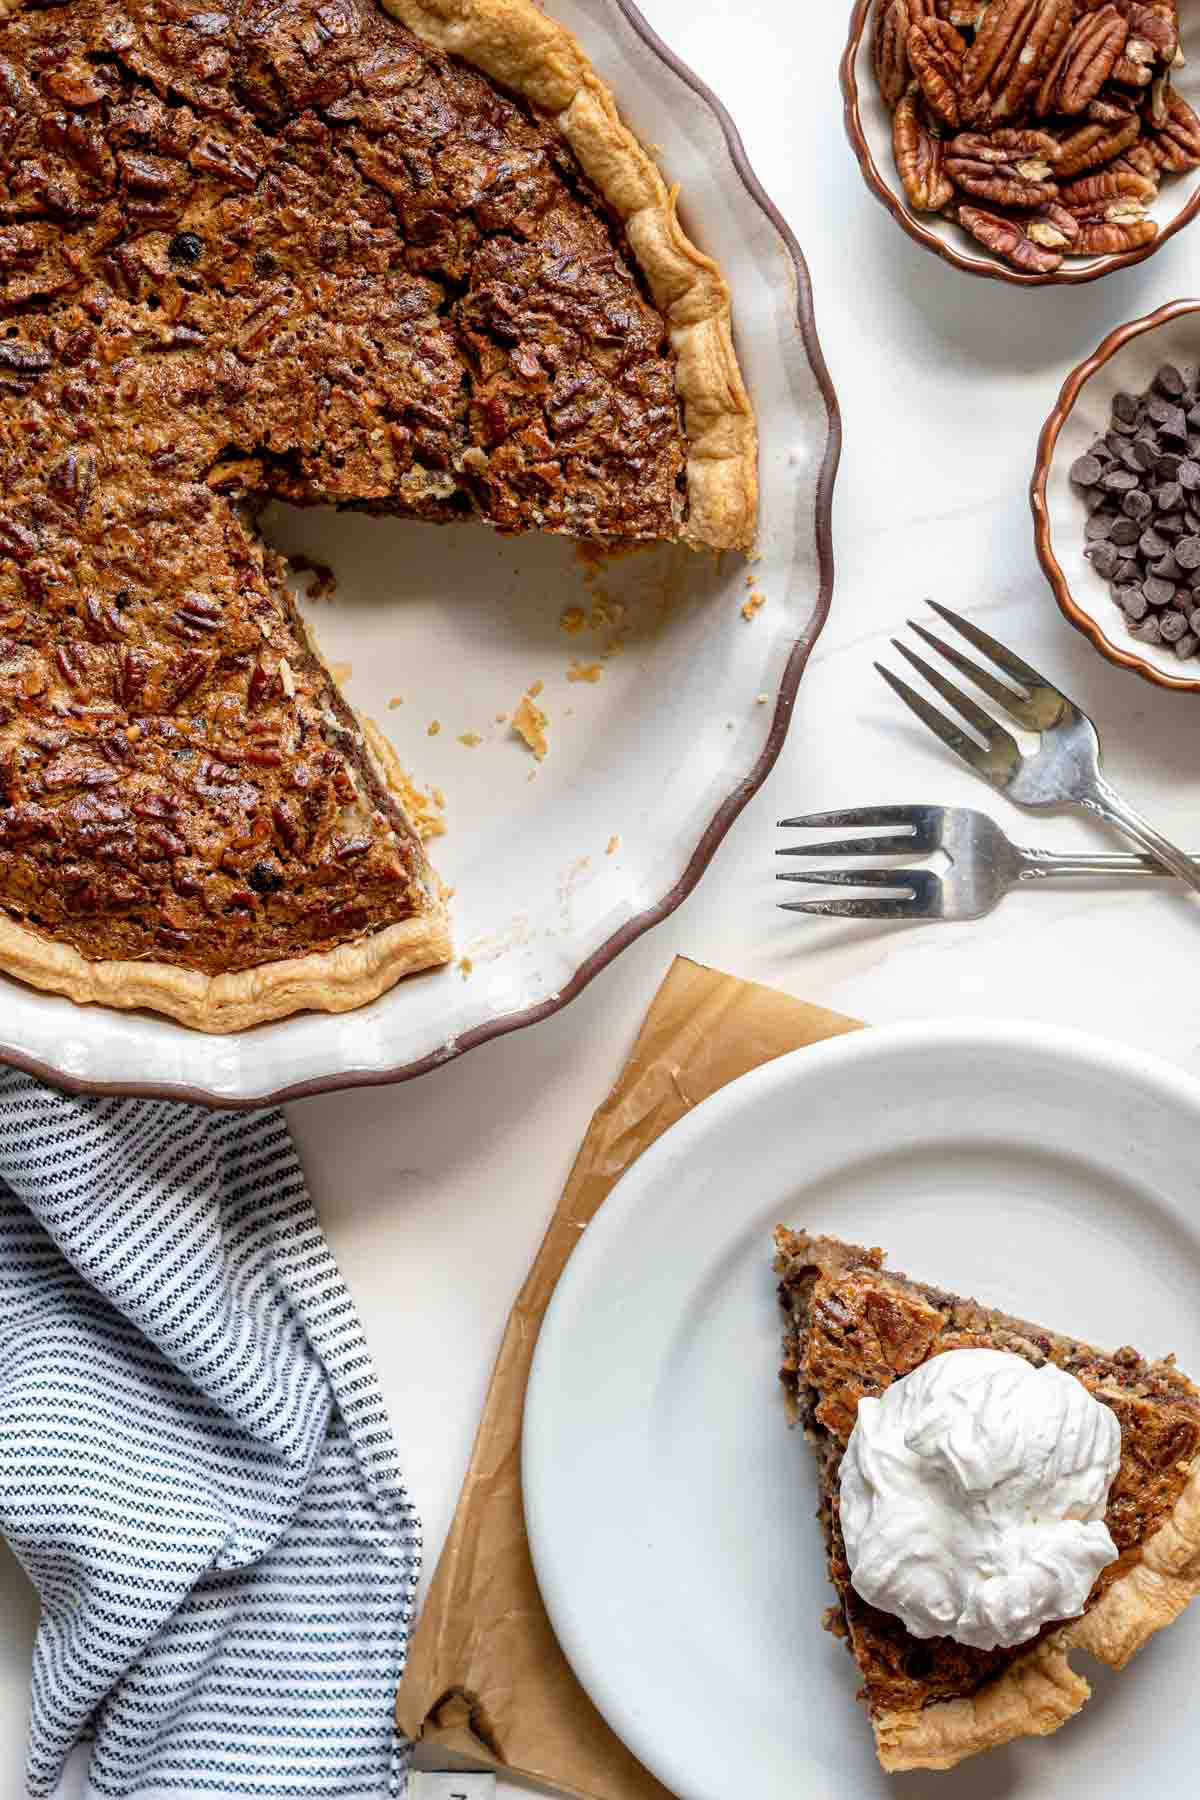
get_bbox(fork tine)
[926,602,1048,692]
[875,662,1009,789]
[776,836,916,858]
[776,805,924,830]
[908,623,1044,731]
[776,867,920,889]
[892,642,1019,752]
[778,897,920,920]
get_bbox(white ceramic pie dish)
[524,1020,1200,1800]
[0,0,838,1107]
[1033,297,1200,692]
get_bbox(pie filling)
[775,1229,1200,1720]
[0,0,690,981]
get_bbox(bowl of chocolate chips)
[1033,298,1200,689]
[843,0,1200,283]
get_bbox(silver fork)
[872,602,1200,892]
[776,803,1190,921]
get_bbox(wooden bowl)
[1032,297,1200,691]
[841,0,1200,285]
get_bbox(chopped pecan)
[83,596,127,642]
[0,342,51,378]
[962,0,1074,122]
[893,88,956,208]
[936,0,986,21]
[1110,48,1153,84]
[1145,88,1200,170]
[908,18,967,126]
[1086,92,1138,124]
[1037,4,1129,115]
[164,652,212,711]
[1074,216,1158,249]
[46,448,96,519]
[1054,113,1140,172]
[54,644,84,690]
[956,201,1066,269]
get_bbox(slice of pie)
[775,1228,1200,1772]
[0,0,756,1031]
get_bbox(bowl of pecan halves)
[842,0,1200,282]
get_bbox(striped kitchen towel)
[0,1068,421,1798]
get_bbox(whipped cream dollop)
[839,1348,1121,1650]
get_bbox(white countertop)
[8,1,1200,1794]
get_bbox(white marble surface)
[8,0,1200,1794]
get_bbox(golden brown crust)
[873,1442,1200,1771]
[0,706,451,1034]
[0,906,451,1034]
[379,0,758,553]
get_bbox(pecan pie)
[0,0,756,1031]
[776,1228,1200,1771]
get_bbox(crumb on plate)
[458,731,482,747]
[741,591,766,622]
[567,661,603,684]
[513,693,549,761]
[427,719,441,736]
[606,834,620,855]
[560,606,587,635]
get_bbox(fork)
[776,803,1191,921]
[871,602,1200,892]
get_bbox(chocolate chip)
[1180,460,1200,492]
[1090,437,1116,463]
[1144,576,1177,607]
[1086,512,1115,540]
[1133,616,1163,644]
[1189,607,1200,634]
[1122,489,1153,521]
[1158,453,1183,480]
[1153,550,1184,581]
[1070,453,1104,486]
[1174,633,1199,659]
[1088,542,1120,578]
[1118,587,1148,620]
[1113,392,1140,422]
[1175,535,1200,569]
[1157,482,1184,512]
[1101,468,1138,492]
[1159,514,1185,539]
[1163,407,1189,444]
[1108,516,1140,545]
[1140,528,1170,559]
[1114,558,1140,584]
[1128,439,1159,472]
[168,231,204,265]
[1160,608,1189,641]
[1156,365,1186,399]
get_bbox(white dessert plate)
[0,0,837,1108]
[524,1021,1200,1800]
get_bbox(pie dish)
[776,1226,1200,1773]
[0,0,757,1033]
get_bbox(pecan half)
[1145,87,1200,170]
[1110,48,1154,84]
[894,87,956,208]
[937,0,985,21]
[945,128,1060,202]
[908,18,967,126]
[1054,113,1140,173]
[1074,217,1158,250]
[956,201,1066,269]
[1037,5,1129,116]
[875,0,937,106]
[962,0,1074,122]
[1025,199,1083,246]
[1059,167,1157,207]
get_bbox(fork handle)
[1016,848,1184,877]
[1081,778,1200,893]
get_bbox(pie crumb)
[567,661,603,683]
[560,606,587,635]
[526,678,544,699]
[458,732,482,747]
[332,660,353,683]
[756,693,769,705]
[741,590,766,622]
[427,719,441,736]
[606,835,620,855]
[495,711,509,724]
[388,696,404,709]
[458,956,474,978]
[513,694,549,760]
[432,785,446,808]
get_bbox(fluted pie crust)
[776,1229,1200,1773]
[0,0,756,1031]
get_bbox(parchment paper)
[395,956,863,1799]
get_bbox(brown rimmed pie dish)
[841,0,1200,286]
[0,0,840,1107]
[1032,297,1200,691]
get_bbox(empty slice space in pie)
[0,0,757,1031]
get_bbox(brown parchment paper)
[395,956,863,1799]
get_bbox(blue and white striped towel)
[0,1069,421,1799]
